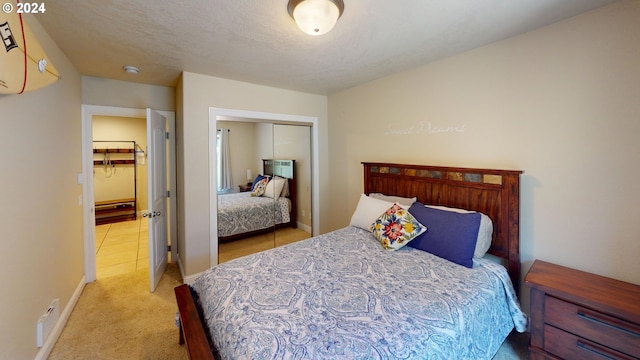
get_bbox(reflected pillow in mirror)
[274,176,289,197]
[250,178,269,197]
[251,174,270,192]
[264,178,286,200]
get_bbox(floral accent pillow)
[250,178,269,197]
[370,203,427,251]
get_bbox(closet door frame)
[209,107,320,268]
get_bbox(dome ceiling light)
[287,0,344,36]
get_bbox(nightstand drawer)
[544,325,636,360]
[545,296,640,357]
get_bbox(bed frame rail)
[175,284,217,360]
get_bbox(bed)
[218,159,298,242]
[176,162,526,359]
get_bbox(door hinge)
[165,132,170,139]
[167,245,171,251]
[166,190,170,198]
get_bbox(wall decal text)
[384,121,466,135]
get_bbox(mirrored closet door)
[215,119,312,263]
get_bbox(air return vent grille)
[36,298,59,347]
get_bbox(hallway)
[95,218,148,279]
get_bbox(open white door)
[146,108,168,292]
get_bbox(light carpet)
[49,263,187,360]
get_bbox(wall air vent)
[36,298,59,347]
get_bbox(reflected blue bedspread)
[192,226,527,359]
[217,192,291,238]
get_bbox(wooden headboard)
[362,162,523,292]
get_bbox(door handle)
[143,211,162,218]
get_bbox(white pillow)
[349,194,395,230]
[274,176,289,197]
[264,178,286,200]
[426,205,493,258]
[369,193,417,207]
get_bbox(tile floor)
[95,220,310,278]
[95,218,149,279]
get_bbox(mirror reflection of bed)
[215,121,312,263]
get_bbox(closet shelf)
[93,159,135,166]
[95,198,136,225]
[93,140,137,225]
[93,148,135,154]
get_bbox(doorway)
[92,116,148,279]
[81,105,177,284]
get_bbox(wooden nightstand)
[238,184,252,192]
[525,260,640,360]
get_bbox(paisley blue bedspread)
[192,226,527,359]
[217,192,291,237]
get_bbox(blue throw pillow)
[250,174,270,191]
[407,202,481,268]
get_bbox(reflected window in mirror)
[216,128,233,194]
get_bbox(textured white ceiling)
[36,0,617,95]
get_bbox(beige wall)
[178,72,328,276]
[327,1,640,314]
[82,76,176,111]
[93,116,148,212]
[0,16,83,359]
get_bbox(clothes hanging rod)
[93,140,136,153]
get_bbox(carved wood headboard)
[362,162,523,292]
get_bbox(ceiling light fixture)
[287,0,344,36]
[123,65,139,74]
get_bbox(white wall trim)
[297,222,312,234]
[81,105,177,283]
[81,105,147,282]
[182,272,203,285]
[34,275,86,360]
[177,256,202,285]
[176,254,202,284]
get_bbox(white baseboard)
[297,222,312,234]
[34,275,86,360]
[176,255,186,281]
[176,255,202,285]
[182,271,202,285]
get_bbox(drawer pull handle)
[577,310,640,338]
[577,340,616,359]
